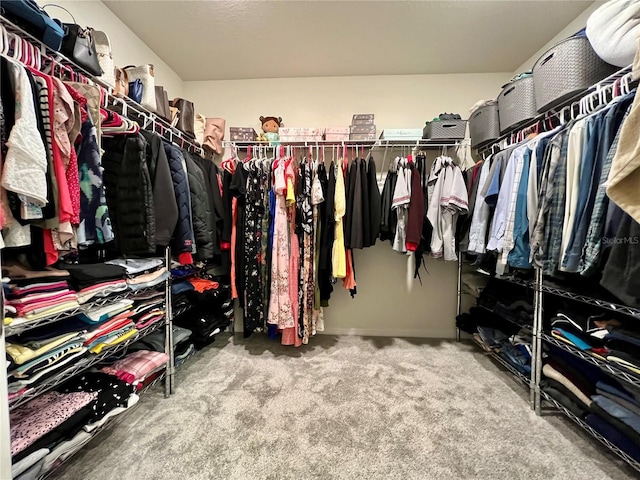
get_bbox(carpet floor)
[53,334,638,480]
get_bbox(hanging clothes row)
[226,145,385,345]
[0,53,224,267]
[460,78,640,308]
[379,153,469,282]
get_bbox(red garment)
[591,347,609,356]
[84,315,133,346]
[67,146,80,225]
[405,165,425,252]
[43,229,58,266]
[177,252,193,265]
[189,278,220,293]
[469,161,483,196]
[342,249,356,290]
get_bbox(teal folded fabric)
[553,328,592,350]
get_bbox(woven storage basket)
[422,119,467,140]
[469,103,500,148]
[497,76,536,134]
[533,35,618,112]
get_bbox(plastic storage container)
[497,76,536,134]
[533,34,618,112]
[469,103,500,148]
[422,120,467,140]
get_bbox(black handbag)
[43,4,102,76]
[56,22,102,76]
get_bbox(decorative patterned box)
[379,128,423,140]
[279,127,323,136]
[350,124,377,134]
[229,127,256,142]
[325,126,350,135]
[349,133,377,141]
[325,127,350,141]
[352,114,375,125]
[279,135,324,142]
[325,133,350,141]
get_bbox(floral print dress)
[267,161,294,330]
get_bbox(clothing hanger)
[0,26,8,56]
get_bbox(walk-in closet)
[1,1,640,479]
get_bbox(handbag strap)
[41,4,77,24]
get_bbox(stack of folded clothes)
[542,347,599,417]
[548,308,640,375]
[101,350,169,391]
[456,279,533,375]
[541,344,640,462]
[6,330,89,400]
[5,291,166,401]
[56,371,137,432]
[59,262,127,293]
[10,370,139,479]
[475,326,532,375]
[549,309,615,355]
[76,279,128,305]
[106,257,169,291]
[173,281,233,349]
[79,305,138,354]
[129,293,165,330]
[605,328,640,375]
[587,380,640,462]
[10,391,98,474]
[5,280,79,325]
[131,325,195,368]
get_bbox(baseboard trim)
[319,327,456,339]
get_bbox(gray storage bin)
[469,103,500,148]
[497,76,536,134]
[533,35,617,112]
[422,119,467,140]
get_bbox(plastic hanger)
[0,27,8,56]
[10,33,21,61]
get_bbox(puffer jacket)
[102,134,156,255]
[193,155,224,254]
[163,142,194,255]
[182,149,214,260]
[140,130,178,246]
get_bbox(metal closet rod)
[223,140,463,148]
[0,16,203,156]
[478,64,635,155]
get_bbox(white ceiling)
[103,0,593,81]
